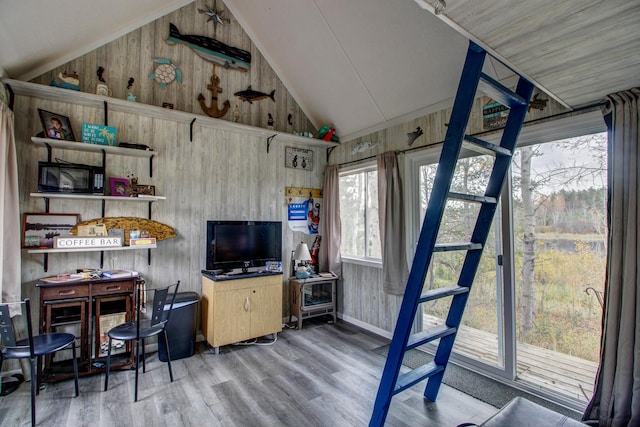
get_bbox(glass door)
[409,151,509,374]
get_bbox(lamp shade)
[294,242,312,261]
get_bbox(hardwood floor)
[0,319,497,427]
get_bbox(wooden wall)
[15,0,324,327]
[30,1,316,136]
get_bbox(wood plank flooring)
[0,319,497,427]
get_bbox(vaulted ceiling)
[1,0,638,142]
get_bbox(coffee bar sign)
[54,236,122,249]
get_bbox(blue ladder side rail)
[370,41,535,426]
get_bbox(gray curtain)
[1,85,21,304]
[319,165,342,277]
[584,87,640,427]
[377,152,409,295]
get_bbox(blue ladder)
[370,41,535,426]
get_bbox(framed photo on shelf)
[38,108,75,141]
[132,184,155,196]
[22,212,81,248]
[109,177,130,197]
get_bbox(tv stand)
[201,269,281,281]
[201,273,283,353]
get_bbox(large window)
[339,165,381,261]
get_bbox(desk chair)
[104,280,180,401]
[0,299,79,426]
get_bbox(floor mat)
[371,344,580,418]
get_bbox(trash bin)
[158,291,199,362]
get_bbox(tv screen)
[206,221,282,271]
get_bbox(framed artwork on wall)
[109,177,130,197]
[22,212,81,248]
[38,108,75,141]
[285,146,314,171]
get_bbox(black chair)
[104,280,180,401]
[0,298,79,427]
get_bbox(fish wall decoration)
[166,23,251,71]
[234,86,275,103]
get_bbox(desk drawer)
[92,280,134,296]
[40,284,89,301]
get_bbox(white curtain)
[1,86,21,304]
[584,87,640,427]
[319,165,342,276]
[377,152,409,295]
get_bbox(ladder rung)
[479,73,527,107]
[393,362,444,395]
[406,324,457,350]
[434,242,483,252]
[448,191,497,204]
[463,135,512,157]
[419,285,469,303]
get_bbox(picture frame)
[285,146,314,171]
[133,184,155,196]
[109,177,130,197]
[22,212,81,248]
[38,108,75,141]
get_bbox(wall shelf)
[31,137,155,158]
[27,245,157,254]
[30,193,166,202]
[5,78,339,149]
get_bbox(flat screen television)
[206,220,282,272]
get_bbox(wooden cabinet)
[201,274,282,353]
[36,276,136,382]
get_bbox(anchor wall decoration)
[197,66,230,118]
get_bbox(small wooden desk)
[36,276,137,382]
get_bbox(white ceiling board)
[423,0,640,107]
[0,0,194,80]
[226,0,385,138]
[315,0,469,120]
[226,0,473,140]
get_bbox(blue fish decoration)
[166,23,251,71]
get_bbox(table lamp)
[293,242,312,279]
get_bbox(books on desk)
[102,270,138,279]
[318,272,337,278]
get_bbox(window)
[339,165,381,262]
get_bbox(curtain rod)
[336,99,608,169]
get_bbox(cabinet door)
[249,284,282,338]
[213,289,251,346]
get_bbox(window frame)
[339,162,382,267]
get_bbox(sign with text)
[54,236,122,248]
[82,123,117,146]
